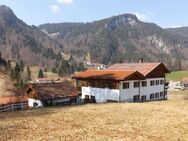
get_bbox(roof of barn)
[26,82,78,101]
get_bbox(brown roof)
[0,96,28,106]
[73,70,145,80]
[182,77,188,84]
[106,63,170,76]
[27,82,78,100]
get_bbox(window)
[141,81,147,87]
[156,80,159,85]
[164,91,167,96]
[123,82,129,89]
[106,82,119,89]
[160,92,164,97]
[91,96,96,103]
[155,93,159,98]
[150,81,155,86]
[141,95,147,102]
[133,95,140,102]
[150,94,155,99]
[134,82,140,88]
[33,102,38,107]
[160,80,164,85]
[77,80,88,87]
[85,95,90,99]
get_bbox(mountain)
[165,27,188,48]
[0,5,64,67]
[166,26,188,39]
[39,14,188,69]
[0,5,187,70]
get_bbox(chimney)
[139,58,144,63]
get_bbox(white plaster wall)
[140,78,165,101]
[28,98,43,107]
[120,78,165,102]
[119,80,140,102]
[82,87,120,103]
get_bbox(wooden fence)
[0,103,28,112]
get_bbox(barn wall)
[82,87,120,103]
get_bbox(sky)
[0,0,187,28]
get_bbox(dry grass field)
[1,98,188,141]
[0,71,15,97]
[28,66,59,81]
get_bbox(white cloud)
[57,0,73,4]
[170,25,183,28]
[49,5,60,12]
[133,13,150,22]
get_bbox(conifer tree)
[26,67,31,81]
[38,69,44,78]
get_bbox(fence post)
[12,104,14,112]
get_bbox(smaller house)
[182,77,188,87]
[0,96,28,112]
[25,82,79,108]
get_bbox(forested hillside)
[0,5,64,67]
[39,14,188,70]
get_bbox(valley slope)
[0,5,63,67]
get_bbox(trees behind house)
[57,58,86,77]
[38,69,44,78]
[26,67,31,81]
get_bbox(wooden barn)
[25,82,79,107]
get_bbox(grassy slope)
[0,71,15,97]
[166,71,188,81]
[1,98,188,141]
[28,66,59,81]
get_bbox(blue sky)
[0,0,187,28]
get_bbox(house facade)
[74,63,169,103]
[25,82,79,107]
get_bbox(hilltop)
[0,5,63,67]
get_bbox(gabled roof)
[73,70,145,80]
[106,63,170,76]
[0,96,27,106]
[26,82,78,101]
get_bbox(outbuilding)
[25,82,78,108]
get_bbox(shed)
[25,82,78,107]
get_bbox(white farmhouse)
[74,63,170,103]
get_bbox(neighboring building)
[36,78,53,83]
[25,82,79,107]
[182,77,188,87]
[0,96,28,112]
[74,63,170,103]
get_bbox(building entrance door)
[133,95,140,102]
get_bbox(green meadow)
[166,71,188,81]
